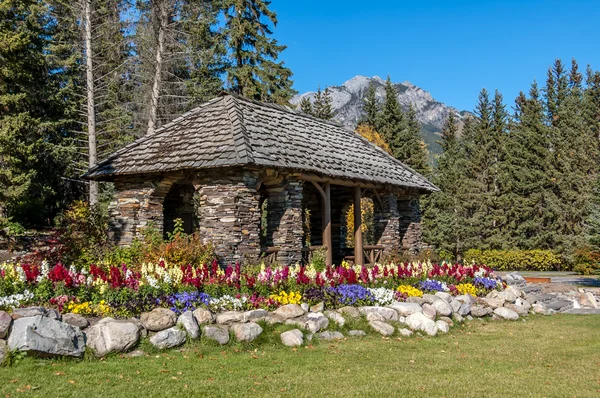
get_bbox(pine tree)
[299,96,313,116]
[378,76,405,160]
[360,82,379,128]
[223,0,296,104]
[402,104,430,175]
[312,86,333,120]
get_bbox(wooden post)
[323,182,332,265]
[354,186,364,266]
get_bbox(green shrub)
[463,249,563,271]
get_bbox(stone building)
[85,94,438,265]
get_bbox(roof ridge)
[223,95,253,165]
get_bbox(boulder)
[304,312,329,333]
[216,311,246,324]
[493,307,520,321]
[422,294,441,304]
[531,303,548,314]
[301,303,309,312]
[337,306,360,318]
[358,306,398,321]
[405,312,438,336]
[431,299,453,316]
[435,292,453,303]
[338,306,361,318]
[369,320,394,336]
[8,315,85,358]
[85,320,140,357]
[192,308,214,325]
[0,340,7,365]
[149,327,187,349]
[280,329,303,347]
[315,331,344,340]
[422,303,437,320]
[365,312,386,322]
[503,286,522,302]
[0,310,12,338]
[398,328,413,337]
[264,313,285,325]
[585,292,599,309]
[546,299,573,311]
[324,310,346,327]
[482,297,505,309]
[455,294,476,305]
[452,313,465,323]
[202,325,230,345]
[177,311,200,339]
[232,323,263,342]
[140,308,177,332]
[310,302,324,312]
[470,305,490,317]
[439,316,454,326]
[273,304,305,320]
[244,309,268,322]
[11,307,54,320]
[348,330,366,337]
[406,297,427,305]
[458,303,471,316]
[62,313,89,329]
[126,350,146,358]
[386,302,422,317]
[436,320,450,333]
[504,303,528,316]
[450,299,462,313]
[562,308,600,315]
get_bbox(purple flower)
[419,279,447,293]
[163,291,212,314]
[328,284,376,306]
[473,277,498,290]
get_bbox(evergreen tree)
[223,0,296,104]
[312,86,333,120]
[378,76,405,160]
[299,96,313,116]
[402,104,430,175]
[360,82,379,128]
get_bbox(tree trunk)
[147,0,168,135]
[84,0,98,205]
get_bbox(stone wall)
[376,192,401,255]
[398,195,423,253]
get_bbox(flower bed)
[0,260,504,316]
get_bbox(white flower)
[367,287,396,306]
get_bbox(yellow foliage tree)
[356,124,392,155]
[346,198,375,247]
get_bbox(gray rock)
[386,302,422,317]
[439,316,454,326]
[405,312,438,336]
[264,313,284,325]
[466,315,473,321]
[585,292,599,309]
[435,292,453,303]
[0,310,12,338]
[452,313,465,323]
[8,315,85,358]
[140,308,177,331]
[244,309,268,322]
[470,305,490,317]
[348,330,366,337]
[203,325,230,345]
[273,304,305,320]
[358,306,398,321]
[504,303,528,316]
[398,328,413,337]
[46,309,61,321]
[11,307,49,320]
[450,299,462,313]
[515,298,531,311]
[458,303,471,316]
[531,303,547,314]
[280,329,303,346]
[301,303,309,312]
[62,313,89,329]
[324,310,345,327]
[177,311,200,339]
[455,294,476,305]
[493,307,519,321]
[503,286,522,302]
[338,306,360,318]
[192,308,214,325]
[231,323,263,342]
[482,297,505,309]
[85,319,140,357]
[546,300,572,311]
[310,302,324,312]
[337,306,360,318]
[422,303,437,320]
[431,299,453,316]
[406,297,427,305]
[149,327,187,349]
[562,308,600,315]
[0,340,7,364]
[126,349,146,358]
[304,312,329,333]
[366,312,386,322]
[436,320,450,333]
[369,320,394,336]
[216,311,246,324]
[422,294,441,304]
[315,331,344,340]
[123,317,148,339]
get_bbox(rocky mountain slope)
[291,75,469,155]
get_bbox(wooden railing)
[301,245,326,265]
[260,246,280,265]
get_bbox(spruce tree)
[361,82,379,128]
[223,0,296,104]
[312,86,333,120]
[299,96,313,116]
[378,76,405,160]
[402,104,431,175]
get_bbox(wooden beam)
[299,173,378,189]
[353,186,364,266]
[323,182,332,266]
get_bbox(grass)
[1,315,599,397]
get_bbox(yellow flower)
[456,283,477,296]
[270,291,302,305]
[397,285,423,297]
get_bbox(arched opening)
[163,181,196,238]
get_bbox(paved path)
[497,271,600,287]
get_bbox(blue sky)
[273,0,600,111]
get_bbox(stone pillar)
[197,170,261,265]
[265,174,304,265]
[398,196,423,253]
[376,192,401,255]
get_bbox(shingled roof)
[85,94,438,192]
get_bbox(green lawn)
[1,315,599,397]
